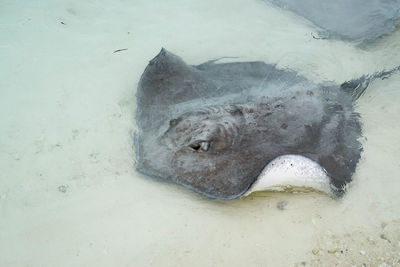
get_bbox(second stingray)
[135,49,397,200]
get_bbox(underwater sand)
[1,0,399,266]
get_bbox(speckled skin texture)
[135,49,366,200]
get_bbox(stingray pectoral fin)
[244,155,334,197]
[341,65,400,100]
[137,49,213,109]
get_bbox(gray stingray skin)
[135,49,370,200]
[266,0,400,42]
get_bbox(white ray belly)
[244,154,333,196]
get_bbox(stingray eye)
[169,118,181,127]
[188,141,210,152]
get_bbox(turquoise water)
[1,0,399,266]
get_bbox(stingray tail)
[340,65,400,100]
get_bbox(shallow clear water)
[1,0,399,266]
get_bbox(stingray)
[265,0,400,43]
[135,49,398,200]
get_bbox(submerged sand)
[1,0,399,266]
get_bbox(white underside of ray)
[244,154,332,196]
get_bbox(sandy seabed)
[1,0,400,266]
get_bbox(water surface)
[1,0,399,266]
